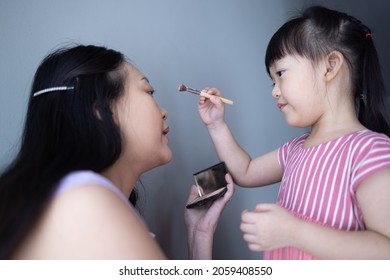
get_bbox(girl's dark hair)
[265,6,390,137]
[0,45,137,258]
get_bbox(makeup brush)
[178,84,234,105]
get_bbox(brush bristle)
[178,84,186,92]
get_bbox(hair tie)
[365,32,372,39]
[32,86,74,97]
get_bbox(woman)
[0,44,234,259]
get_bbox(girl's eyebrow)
[268,67,277,79]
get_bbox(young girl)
[198,6,390,259]
[0,45,234,259]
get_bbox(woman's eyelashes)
[146,87,155,96]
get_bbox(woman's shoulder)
[14,171,165,259]
[56,170,130,204]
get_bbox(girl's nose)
[272,84,281,99]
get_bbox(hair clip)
[32,86,74,97]
[365,32,372,38]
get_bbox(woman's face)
[112,63,172,174]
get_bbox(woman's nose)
[161,108,168,120]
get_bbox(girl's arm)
[198,88,283,187]
[297,168,390,259]
[241,168,390,259]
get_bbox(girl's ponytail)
[359,37,390,137]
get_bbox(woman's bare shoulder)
[14,183,166,259]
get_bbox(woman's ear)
[324,51,344,82]
[93,102,103,120]
[93,101,118,124]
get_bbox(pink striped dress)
[264,130,390,259]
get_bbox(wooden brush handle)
[200,92,234,105]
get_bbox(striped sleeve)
[278,134,309,170]
[351,133,390,192]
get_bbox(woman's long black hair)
[0,45,137,258]
[265,6,390,137]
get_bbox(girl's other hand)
[240,203,300,251]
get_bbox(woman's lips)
[163,126,170,135]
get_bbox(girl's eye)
[276,70,285,77]
[148,90,155,96]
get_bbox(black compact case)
[186,162,228,209]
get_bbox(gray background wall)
[1,0,389,259]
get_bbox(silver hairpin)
[32,86,74,97]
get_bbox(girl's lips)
[277,103,287,111]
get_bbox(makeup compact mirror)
[186,162,228,209]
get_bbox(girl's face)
[112,63,172,174]
[269,55,327,128]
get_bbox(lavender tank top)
[55,170,152,235]
[56,170,130,205]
